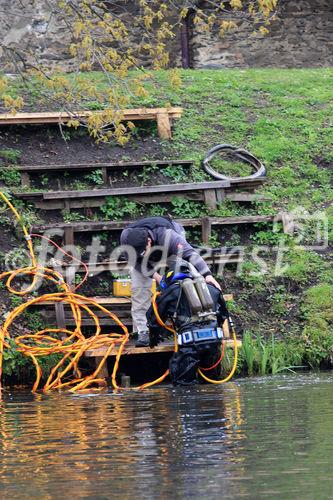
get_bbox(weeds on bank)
[0,169,21,187]
[301,283,333,368]
[2,339,64,385]
[0,148,21,164]
[221,332,305,376]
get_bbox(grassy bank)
[0,68,332,382]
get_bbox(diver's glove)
[149,328,162,348]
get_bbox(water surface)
[1,373,333,499]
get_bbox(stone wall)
[191,0,333,68]
[0,0,332,72]
[0,0,73,71]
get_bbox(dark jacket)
[120,216,211,276]
[146,282,229,344]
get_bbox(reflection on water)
[1,373,333,499]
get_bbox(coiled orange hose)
[0,192,175,394]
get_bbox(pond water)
[1,372,333,499]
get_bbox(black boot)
[135,330,150,347]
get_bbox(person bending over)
[120,216,221,347]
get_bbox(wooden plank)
[225,192,271,202]
[94,356,110,380]
[13,159,194,172]
[42,180,231,200]
[31,191,204,210]
[33,294,232,307]
[0,107,183,125]
[33,297,131,306]
[54,302,67,340]
[222,319,230,339]
[20,171,31,188]
[64,226,74,246]
[157,112,171,140]
[54,254,243,275]
[201,217,212,244]
[203,189,217,210]
[216,188,226,203]
[229,177,265,189]
[101,167,108,185]
[32,215,277,234]
[85,338,242,357]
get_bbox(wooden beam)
[64,226,74,246]
[201,217,212,244]
[0,107,183,124]
[42,180,230,200]
[85,338,241,357]
[32,215,277,234]
[30,191,203,210]
[203,189,218,210]
[156,112,172,140]
[0,108,183,139]
[33,294,232,307]
[94,356,110,380]
[225,192,270,202]
[54,302,67,339]
[20,172,31,188]
[50,253,242,275]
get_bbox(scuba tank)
[181,278,203,314]
[193,276,214,312]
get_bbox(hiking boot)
[135,330,150,347]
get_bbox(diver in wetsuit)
[146,260,229,386]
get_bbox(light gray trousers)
[130,267,153,333]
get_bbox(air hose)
[203,144,266,182]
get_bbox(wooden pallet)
[16,178,268,211]
[9,160,194,189]
[0,107,183,140]
[33,214,280,245]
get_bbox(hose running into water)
[0,191,237,394]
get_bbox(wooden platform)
[16,179,268,211]
[85,338,241,357]
[85,337,242,383]
[0,107,183,139]
[33,214,280,245]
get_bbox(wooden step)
[7,160,194,189]
[0,107,183,139]
[33,294,233,307]
[85,338,242,357]
[16,179,269,211]
[52,252,243,276]
[32,214,278,245]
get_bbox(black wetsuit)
[146,282,229,385]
